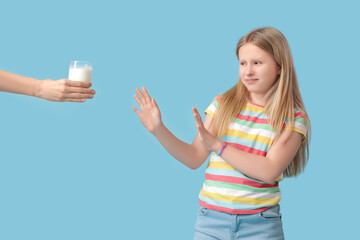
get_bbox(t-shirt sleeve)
[283,110,308,139]
[204,95,222,117]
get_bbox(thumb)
[152,98,159,109]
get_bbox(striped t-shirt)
[199,95,308,214]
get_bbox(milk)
[68,67,92,82]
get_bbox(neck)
[249,93,266,106]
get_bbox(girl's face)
[238,43,280,98]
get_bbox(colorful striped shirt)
[199,95,308,214]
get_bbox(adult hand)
[37,79,95,102]
[133,87,162,134]
[192,107,222,153]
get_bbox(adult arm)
[0,69,95,102]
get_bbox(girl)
[133,27,310,240]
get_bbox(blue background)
[0,0,359,239]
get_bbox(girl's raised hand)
[192,107,222,153]
[133,87,162,134]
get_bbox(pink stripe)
[250,102,264,108]
[236,114,270,124]
[295,112,304,118]
[215,95,222,102]
[199,199,270,215]
[205,173,278,188]
[227,142,267,156]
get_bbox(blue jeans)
[194,205,284,240]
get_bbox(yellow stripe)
[283,127,305,137]
[225,129,273,146]
[243,104,264,113]
[208,161,236,170]
[205,109,214,117]
[201,189,280,205]
[275,177,283,182]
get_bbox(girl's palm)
[133,87,162,133]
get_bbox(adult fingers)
[65,86,96,94]
[62,98,87,102]
[135,88,147,104]
[63,93,94,99]
[66,79,92,88]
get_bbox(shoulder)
[294,109,307,118]
[293,109,309,127]
[284,109,309,138]
[205,94,223,117]
[208,94,223,107]
[214,94,222,102]
[208,94,223,104]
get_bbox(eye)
[240,62,246,66]
[255,61,262,65]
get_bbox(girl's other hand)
[192,107,222,153]
[133,87,163,134]
[37,79,95,102]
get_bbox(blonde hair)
[212,27,311,178]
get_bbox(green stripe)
[294,117,307,126]
[233,118,274,131]
[233,116,306,132]
[205,180,280,193]
[211,99,219,108]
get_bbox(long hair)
[212,27,311,178]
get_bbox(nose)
[245,65,255,75]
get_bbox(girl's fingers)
[142,87,152,103]
[134,94,144,108]
[152,98,159,109]
[132,107,141,115]
[192,107,201,117]
[135,88,147,104]
[192,107,202,122]
[195,120,201,129]
[196,118,204,129]
[192,108,204,129]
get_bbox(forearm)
[218,132,303,183]
[0,70,41,97]
[215,143,277,183]
[152,123,208,169]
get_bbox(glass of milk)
[68,61,92,82]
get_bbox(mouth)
[245,78,258,83]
